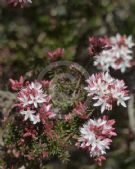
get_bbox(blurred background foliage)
[0,0,135,169]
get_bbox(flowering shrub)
[3,41,132,168]
[5,74,120,167]
[0,0,135,168]
[1,3,134,167]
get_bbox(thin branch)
[128,94,135,133]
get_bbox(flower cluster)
[9,76,24,91]
[73,102,89,119]
[64,102,89,122]
[76,116,117,166]
[10,78,55,124]
[85,72,129,112]
[6,41,131,167]
[88,36,111,57]
[47,48,64,60]
[90,34,134,72]
[7,0,32,8]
